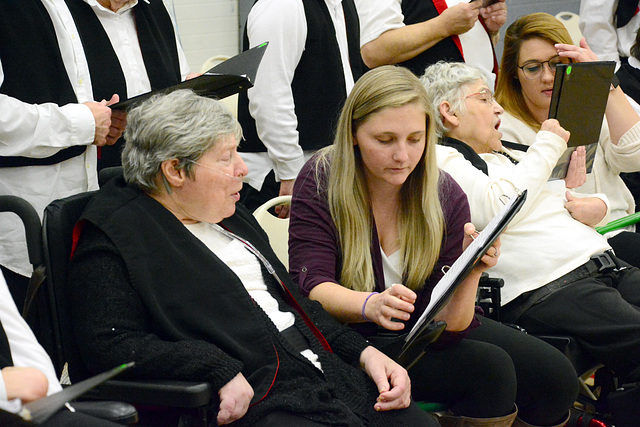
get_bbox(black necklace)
[494,151,520,165]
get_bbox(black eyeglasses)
[517,56,563,80]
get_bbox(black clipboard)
[8,362,134,425]
[110,42,268,110]
[548,61,615,147]
[547,61,614,179]
[395,190,528,369]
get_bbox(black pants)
[506,264,640,382]
[409,316,578,425]
[608,231,640,269]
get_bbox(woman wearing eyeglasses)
[496,12,640,268]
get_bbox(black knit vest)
[616,0,639,28]
[0,0,85,167]
[617,63,640,102]
[238,0,362,153]
[0,321,13,369]
[64,0,181,102]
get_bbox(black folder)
[395,190,528,369]
[547,61,615,179]
[2,362,133,425]
[111,42,268,110]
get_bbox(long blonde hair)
[495,13,573,131]
[316,66,444,292]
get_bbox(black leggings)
[408,316,578,425]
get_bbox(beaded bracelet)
[361,292,379,322]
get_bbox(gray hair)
[419,61,487,138]
[122,89,243,193]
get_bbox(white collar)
[83,0,149,14]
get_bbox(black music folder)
[548,61,615,179]
[111,42,268,110]
[395,190,528,369]
[1,362,133,425]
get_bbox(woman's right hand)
[217,373,254,425]
[363,284,417,330]
[540,119,570,143]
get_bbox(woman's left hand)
[556,37,599,63]
[359,346,412,411]
[463,223,500,272]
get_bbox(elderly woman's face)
[450,81,504,154]
[178,135,248,224]
[354,102,426,192]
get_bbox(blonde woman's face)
[354,103,426,192]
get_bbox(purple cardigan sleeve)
[289,158,341,295]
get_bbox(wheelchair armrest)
[71,400,138,425]
[85,379,213,408]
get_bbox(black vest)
[0,0,86,167]
[617,62,640,103]
[238,0,362,153]
[0,322,13,369]
[64,0,181,102]
[616,0,639,28]
[399,0,464,76]
[64,0,182,170]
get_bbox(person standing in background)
[580,0,640,67]
[0,0,189,308]
[65,0,191,170]
[355,0,506,88]
[237,0,363,217]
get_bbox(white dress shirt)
[355,0,495,87]
[243,0,354,191]
[580,0,640,67]
[0,272,61,410]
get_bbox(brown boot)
[436,406,517,427]
[511,411,570,427]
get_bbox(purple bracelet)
[361,292,379,322]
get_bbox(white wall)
[165,0,241,73]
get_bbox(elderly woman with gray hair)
[67,89,437,426]
[424,61,640,426]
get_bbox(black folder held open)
[110,42,268,111]
[548,61,615,179]
[388,191,527,369]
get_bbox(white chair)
[555,11,584,46]
[200,55,239,118]
[252,195,292,270]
